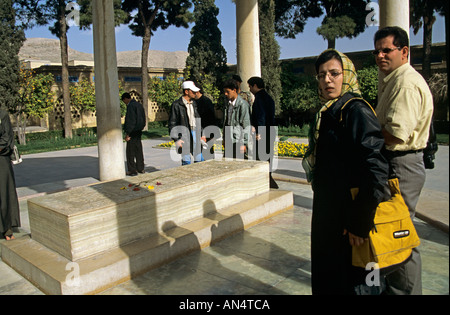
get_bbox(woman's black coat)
[311,93,390,295]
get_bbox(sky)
[24,0,447,65]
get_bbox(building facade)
[17,42,446,132]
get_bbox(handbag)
[352,178,421,269]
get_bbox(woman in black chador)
[0,108,21,240]
[303,50,390,295]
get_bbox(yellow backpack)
[351,178,421,269]
[339,98,421,269]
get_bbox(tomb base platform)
[1,160,293,295]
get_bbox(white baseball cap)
[182,81,200,92]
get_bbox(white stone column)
[92,0,125,181]
[379,0,410,35]
[236,0,261,92]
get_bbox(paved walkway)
[0,139,448,295]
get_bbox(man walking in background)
[248,76,278,189]
[122,93,146,176]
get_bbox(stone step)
[1,189,293,295]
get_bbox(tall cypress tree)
[0,0,25,111]
[186,0,228,87]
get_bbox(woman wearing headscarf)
[0,108,21,241]
[303,49,390,295]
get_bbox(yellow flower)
[276,141,309,158]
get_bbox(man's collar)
[182,96,193,106]
[228,97,237,106]
[382,63,410,83]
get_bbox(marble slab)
[27,160,270,261]
[1,190,293,295]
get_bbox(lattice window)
[54,95,82,120]
[130,90,143,103]
[151,103,167,113]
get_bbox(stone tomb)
[1,160,293,295]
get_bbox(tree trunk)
[16,112,26,145]
[422,10,435,82]
[141,26,151,130]
[59,4,72,139]
[327,37,336,49]
[137,2,159,131]
[19,114,27,145]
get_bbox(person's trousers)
[384,151,425,295]
[181,131,204,165]
[0,156,21,234]
[126,137,144,173]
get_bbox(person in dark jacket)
[169,81,205,165]
[303,49,390,295]
[122,93,146,176]
[247,76,278,189]
[193,82,217,160]
[0,108,21,240]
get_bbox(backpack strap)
[339,97,377,123]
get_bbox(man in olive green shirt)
[374,27,433,295]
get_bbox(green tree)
[274,0,322,39]
[17,68,56,144]
[186,0,228,88]
[15,0,126,139]
[122,0,194,129]
[357,65,378,107]
[259,0,282,115]
[280,63,320,126]
[77,0,128,29]
[316,0,369,49]
[274,0,370,49]
[70,79,128,117]
[411,0,445,81]
[14,0,77,139]
[317,15,356,49]
[69,79,96,113]
[0,0,25,111]
[148,73,183,113]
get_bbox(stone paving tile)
[0,170,447,295]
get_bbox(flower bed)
[276,141,308,158]
[156,140,309,158]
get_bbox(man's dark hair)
[315,50,343,74]
[191,80,204,94]
[223,79,239,91]
[374,26,409,49]
[247,76,265,89]
[121,92,131,101]
[232,75,242,83]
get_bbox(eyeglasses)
[372,47,402,56]
[316,71,343,81]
